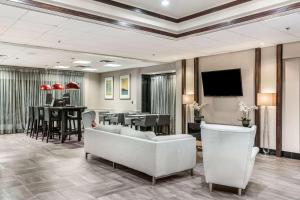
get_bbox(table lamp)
[183,94,194,105]
[257,93,276,154]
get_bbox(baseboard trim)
[259,148,300,160]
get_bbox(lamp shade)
[183,94,194,104]
[39,84,52,91]
[51,83,64,90]
[65,82,80,90]
[257,93,276,106]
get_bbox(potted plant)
[193,102,208,123]
[238,101,257,127]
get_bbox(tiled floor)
[0,134,299,200]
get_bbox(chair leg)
[26,119,31,135]
[238,188,242,196]
[42,123,46,141]
[209,183,213,192]
[152,177,156,185]
[190,169,194,176]
[72,119,76,130]
[30,120,35,137]
[35,121,40,140]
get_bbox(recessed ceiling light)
[161,0,170,7]
[82,68,97,71]
[73,60,91,65]
[54,65,70,69]
[104,63,122,67]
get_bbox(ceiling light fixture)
[161,0,170,7]
[51,83,64,90]
[54,65,70,69]
[104,63,122,67]
[73,60,91,65]
[66,82,80,90]
[82,68,97,71]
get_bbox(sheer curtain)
[0,66,84,134]
[150,74,176,133]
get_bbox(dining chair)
[134,115,158,132]
[98,111,109,125]
[110,113,126,125]
[26,106,34,136]
[124,113,135,128]
[156,114,171,135]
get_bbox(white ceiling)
[0,3,300,72]
[0,42,159,72]
[114,0,233,18]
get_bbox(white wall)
[86,62,183,134]
[84,72,102,109]
[283,58,300,153]
[198,49,255,126]
[282,42,300,153]
[261,46,277,149]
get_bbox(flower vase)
[242,119,250,127]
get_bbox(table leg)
[61,110,67,143]
[78,110,82,142]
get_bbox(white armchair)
[201,122,259,195]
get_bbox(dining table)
[49,106,87,143]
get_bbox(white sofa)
[201,122,259,195]
[84,126,196,184]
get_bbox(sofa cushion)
[94,125,122,134]
[152,134,193,142]
[120,127,156,140]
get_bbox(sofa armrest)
[154,137,196,177]
[251,147,259,161]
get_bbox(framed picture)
[119,74,130,99]
[104,77,114,99]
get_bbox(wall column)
[276,44,283,157]
[182,60,187,133]
[255,48,261,147]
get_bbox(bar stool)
[26,106,34,136]
[43,107,62,143]
[32,107,44,139]
[67,110,77,140]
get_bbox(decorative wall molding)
[93,0,251,23]
[4,0,300,39]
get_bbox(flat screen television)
[201,69,243,96]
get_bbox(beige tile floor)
[0,134,299,200]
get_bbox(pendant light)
[65,82,80,90]
[40,84,52,91]
[52,83,64,90]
